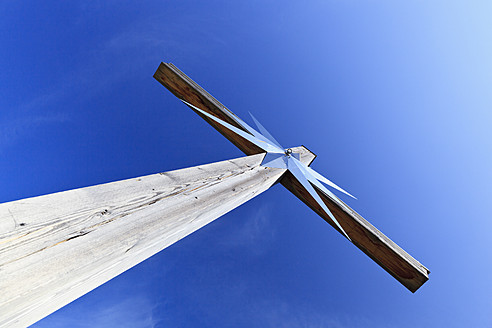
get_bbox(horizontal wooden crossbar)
[154,62,429,292]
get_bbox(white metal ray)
[305,166,357,199]
[300,165,352,214]
[184,100,279,151]
[261,152,288,169]
[181,100,283,153]
[249,112,284,150]
[287,157,351,241]
[230,112,275,147]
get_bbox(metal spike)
[304,170,352,214]
[305,166,357,199]
[261,152,288,169]
[181,100,283,153]
[287,157,352,241]
[290,157,353,212]
[249,112,284,149]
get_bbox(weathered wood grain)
[0,154,286,328]
[154,62,429,292]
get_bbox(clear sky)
[1,1,491,327]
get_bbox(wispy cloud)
[218,203,276,255]
[0,100,70,153]
[1,4,230,155]
[87,296,158,328]
[35,295,158,328]
[251,299,381,328]
[101,9,228,68]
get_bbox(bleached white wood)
[0,153,286,328]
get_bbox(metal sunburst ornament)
[181,99,356,241]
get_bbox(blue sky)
[1,1,491,327]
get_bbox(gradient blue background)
[1,1,491,327]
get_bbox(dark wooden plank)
[280,172,429,292]
[153,62,429,292]
[154,63,263,155]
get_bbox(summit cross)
[0,62,429,328]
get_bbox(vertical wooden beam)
[0,154,285,328]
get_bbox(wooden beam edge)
[154,62,264,155]
[281,172,429,293]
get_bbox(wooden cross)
[0,62,429,328]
